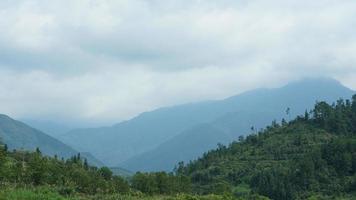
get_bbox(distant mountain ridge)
[59,97,232,166]
[0,114,104,167]
[20,119,72,138]
[176,95,356,199]
[121,78,355,171]
[59,78,355,171]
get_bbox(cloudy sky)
[0,0,356,126]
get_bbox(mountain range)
[0,114,103,167]
[55,78,354,171]
[20,119,72,138]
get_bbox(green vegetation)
[0,114,102,167]
[62,78,354,171]
[0,149,131,195]
[1,94,356,199]
[177,95,356,199]
[0,143,228,199]
[0,187,74,200]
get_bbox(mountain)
[120,111,273,172]
[21,119,72,138]
[0,114,102,166]
[1,94,355,200]
[121,78,355,171]
[109,167,134,178]
[0,114,78,158]
[59,97,234,166]
[176,96,356,199]
[80,152,106,167]
[60,78,354,169]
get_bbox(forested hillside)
[0,114,103,167]
[122,78,355,172]
[0,144,253,199]
[0,114,79,159]
[61,78,354,170]
[1,95,356,200]
[176,95,356,199]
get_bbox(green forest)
[1,95,356,200]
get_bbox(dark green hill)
[0,114,77,158]
[0,114,103,166]
[1,94,355,200]
[121,78,355,171]
[62,78,354,169]
[176,95,356,199]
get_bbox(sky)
[0,0,356,126]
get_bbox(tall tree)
[352,95,356,132]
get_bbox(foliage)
[0,142,190,199]
[0,187,75,200]
[1,95,356,200]
[131,172,191,195]
[177,95,356,200]
[0,150,130,195]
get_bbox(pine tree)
[352,95,356,132]
[304,110,309,121]
[84,158,89,170]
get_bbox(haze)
[1,0,356,126]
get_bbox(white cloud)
[0,0,355,124]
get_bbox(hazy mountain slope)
[60,78,354,168]
[0,114,77,158]
[121,78,355,171]
[176,97,356,199]
[120,110,275,172]
[80,152,106,167]
[109,167,134,177]
[121,124,231,172]
[0,114,103,166]
[21,119,72,138]
[59,99,233,166]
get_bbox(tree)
[238,135,245,142]
[313,101,332,129]
[304,110,310,121]
[293,155,315,190]
[174,161,185,175]
[352,153,356,173]
[131,172,158,195]
[99,167,113,181]
[35,147,41,155]
[286,107,291,120]
[251,167,293,200]
[84,158,89,170]
[281,118,287,126]
[28,151,46,185]
[0,144,6,176]
[352,95,356,132]
[112,176,130,194]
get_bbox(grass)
[0,187,237,200]
[0,187,73,200]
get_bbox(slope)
[121,78,355,171]
[0,114,102,166]
[61,78,354,168]
[177,95,356,199]
[21,119,72,138]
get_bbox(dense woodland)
[177,95,356,199]
[1,95,356,199]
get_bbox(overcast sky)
[0,0,356,125]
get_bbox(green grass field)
[0,187,248,200]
